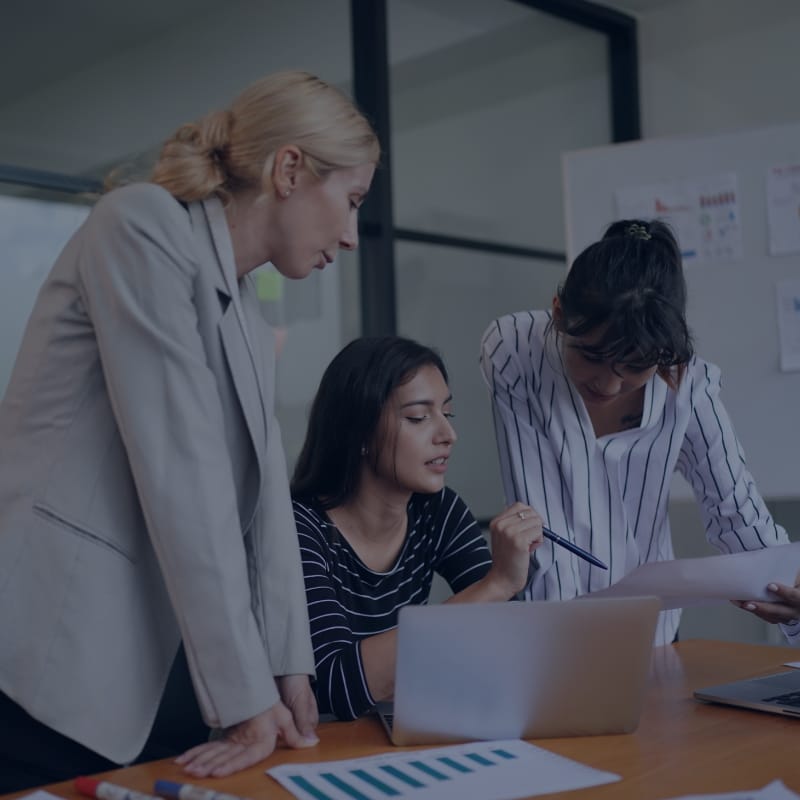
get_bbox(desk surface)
[5,639,800,800]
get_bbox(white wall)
[636,0,800,139]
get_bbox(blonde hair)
[150,71,380,202]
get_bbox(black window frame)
[350,0,640,336]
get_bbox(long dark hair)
[552,218,694,384]
[291,336,448,509]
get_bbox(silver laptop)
[694,669,800,718]
[377,595,661,746]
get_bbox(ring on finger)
[518,511,526,520]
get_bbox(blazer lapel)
[191,197,267,523]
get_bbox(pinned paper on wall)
[615,172,742,265]
[776,279,800,372]
[766,163,800,255]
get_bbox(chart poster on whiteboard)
[614,172,742,266]
[766,163,800,256]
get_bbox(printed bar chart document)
[267,739,619,800]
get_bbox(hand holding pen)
[513,504,607,570]
[491,503,607,593]
[489,503,548,597]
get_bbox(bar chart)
[267,739,619,800]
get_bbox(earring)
[360,446,368,456]
[283,190,291,198]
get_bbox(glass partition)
[395,240,567,520]
[389,0,610,251]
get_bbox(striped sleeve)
[479,314,568,534]
[432,489,492,592]
[676,360,799,643]
[677,360,788,552]
[295,506,375,720]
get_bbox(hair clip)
[626,223,652,241]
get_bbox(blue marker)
[154,780,250,800]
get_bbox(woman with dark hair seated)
[480,218,800,647]
[291,336,543,720]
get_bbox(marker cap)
[153,781,182,798]
[75,777,101,798]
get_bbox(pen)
[543,526,608,570]
[154,780,251,800]
[75,777,163,800]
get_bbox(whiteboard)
[562,121,800,500]
[0,194,91,396]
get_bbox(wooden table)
[5,639,800,800]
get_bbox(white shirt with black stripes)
[480,310,797,646]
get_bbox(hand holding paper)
[587,541,800,610]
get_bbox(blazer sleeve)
[245,398,316,677]
[76,185,280,726]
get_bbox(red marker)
[75,777,164,800]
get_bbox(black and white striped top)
[294,487,492,720]
[480,310,795,646]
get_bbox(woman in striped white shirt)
[480,219,800,647]
[292,336,543,720]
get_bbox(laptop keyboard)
[764,691,800,707]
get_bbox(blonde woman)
[0,71,378,790]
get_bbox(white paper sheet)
[267,739,619,800]
[664,779,799,800]
[776,279,800,372]
[587,542,800,609]
[767,163,800,255]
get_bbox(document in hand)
[587,541,800,609]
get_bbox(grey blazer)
[0,183,314,764]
